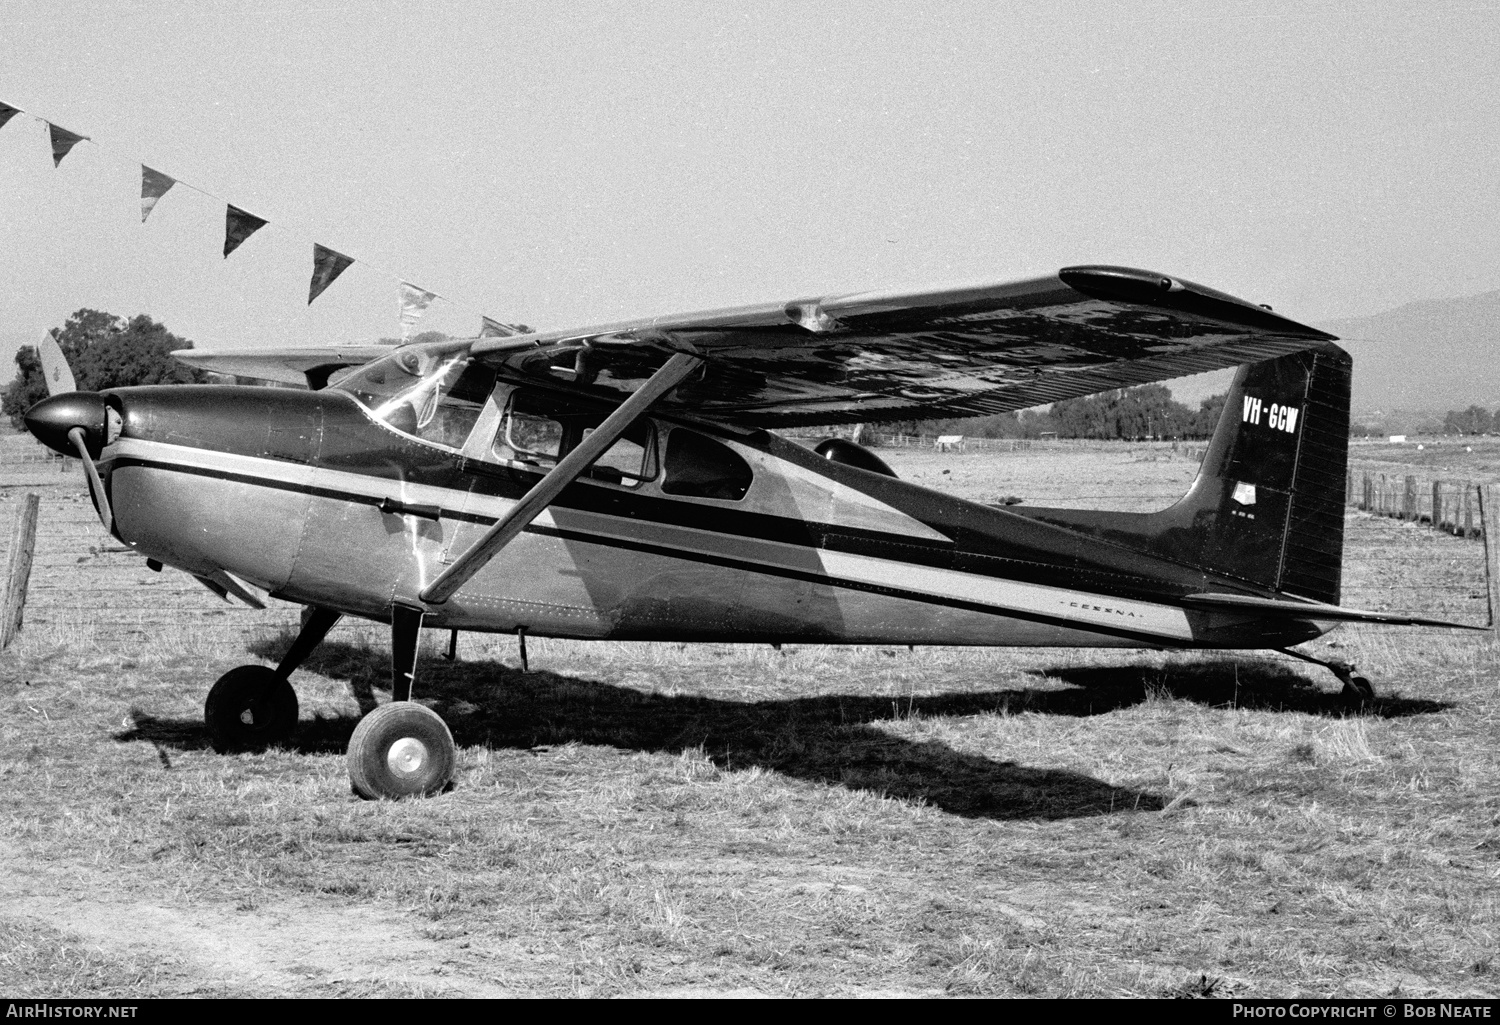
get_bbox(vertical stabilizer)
[1170,343,1352,602]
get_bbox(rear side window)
[661,429,752,501]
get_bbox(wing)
[467,265,1337,427]
[172,344,402,389]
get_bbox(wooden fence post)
[1,493,41,650]
[1363,473,1372,511]
[1403,475,1416,521]
[1483,485,1500,634]
[1464,485,1475,537]
[1432,480,1442,532]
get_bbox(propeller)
[25,332,115,533]
[25,332,264,608]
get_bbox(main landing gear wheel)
[347,702,456,800]
[205,665,299,753]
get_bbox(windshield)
[335,350,497,450]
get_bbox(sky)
[2,1,1497,404]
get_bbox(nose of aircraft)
[24,392,111,458]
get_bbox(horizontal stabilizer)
[1182,592,1485,630]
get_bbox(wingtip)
[1059,265,1334,340]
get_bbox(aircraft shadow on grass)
[115,636,1450,823]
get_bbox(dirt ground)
[0,840,518,997]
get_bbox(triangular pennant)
[139,166,176,223]
[308,244,354,304]
[223,205,267,257]
[399,282,438,339]
[479,316,522,338]
[48,122,88,167]
[0,102,21,131]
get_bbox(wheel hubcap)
[387,737,429,777]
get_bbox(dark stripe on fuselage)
[530,523,1176,646]
[109,451,1177,646]
[105,384,1234,606]
[111,439,1190,617]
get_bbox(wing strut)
[419,352,703,604]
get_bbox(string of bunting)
[0,99,522,340]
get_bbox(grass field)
[1,433,1497,998]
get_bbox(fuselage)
[94,382,1328,650]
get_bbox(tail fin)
[1169,343,1352,602]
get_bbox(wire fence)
[1348,468,1489,538]
[786,430,1214,460]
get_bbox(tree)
[3,309,205,429]
[1192,392,1228,438]
[882,385,1222,441]
[1049,384,1200,440]
[1443,405,1494,435]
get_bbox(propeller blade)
[38,332,76,396]
[67,426,113,533]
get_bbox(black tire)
[347,702,456,800]
[1341,673,1376,708]
[205,665,299,753]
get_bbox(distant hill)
[1318,290,1500,416]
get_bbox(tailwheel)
[1334,664,1377,708]
[1277,648,1377,709]
[205,665,299,753]
[347,702,456,800]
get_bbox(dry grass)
[1349,436,1500,481]
[0,432,1497,998]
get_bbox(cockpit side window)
[660,428,752,501]
[503,399,564,462]
[495,390,657,487]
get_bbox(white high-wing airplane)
[25,265,1473,800]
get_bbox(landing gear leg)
[278,606,343,679]
[204,606,342,752]
[1278,647,1376,707]
[346,605,456,799]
